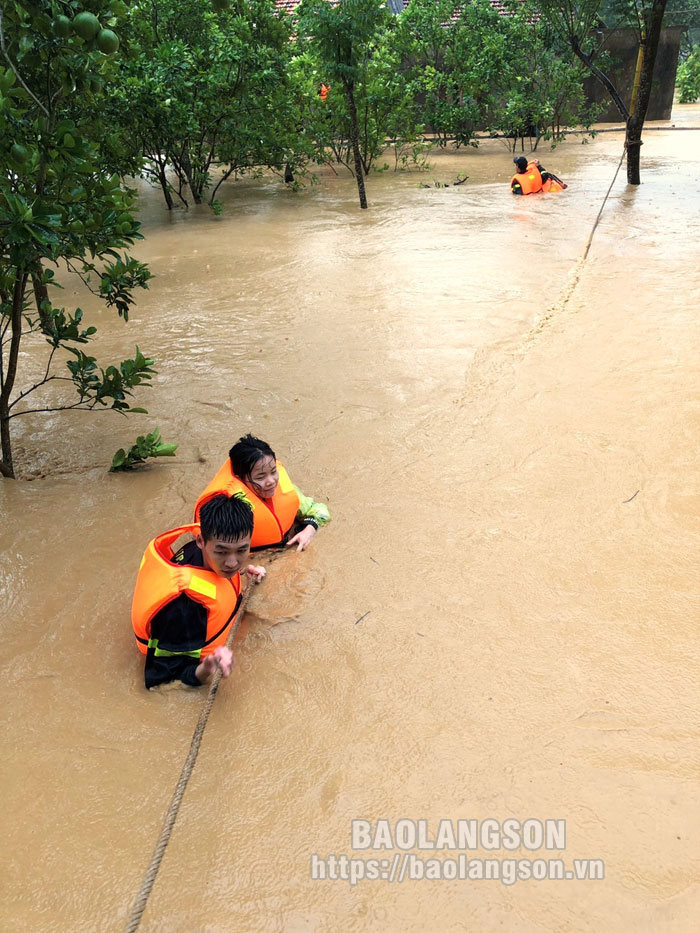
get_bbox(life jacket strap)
[148,638,202,660]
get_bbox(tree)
[297,0,392,208]
[108,0,303,210]
[0,0,155,478]
[677,45,700,101]
[497,13,601,151]
[535,0,669,184]
[391,0,508,148]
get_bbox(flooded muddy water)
[2,107,699,931]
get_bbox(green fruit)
[212,0,229,10]
[118,221,132,235]
[63,132,75,149]
[117,212,132,225]
[10,143,29,164]
[73,12,101,41]
[97,29,119,54]
[52,16,72,38]
[70,219,84,233]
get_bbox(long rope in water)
[582,147,626,262]
[527,147,625,340]
[123,580,257,933]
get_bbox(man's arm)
[511,179,523,195]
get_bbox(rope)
[123,580,257,933]
[582,147,626,262]
[527,147,625,340]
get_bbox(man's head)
[513,156,528,173]
[229,434,279,500]
[196,493,253,578]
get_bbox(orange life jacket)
[319,83,330,101]
[194,460,301,550]
[131,524,242,657]
[542,176,567,193]
[511,160,543,195]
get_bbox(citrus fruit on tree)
[73,12,101,41]
[97,29,119,54]
[52,16,72,38]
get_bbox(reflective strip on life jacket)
[131,524,242,655]
[194,460,300,549]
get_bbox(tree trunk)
[625,0,668,185]
[157,164,174,210]
[345,81,368,209]
[178,150,203,205]
[0,272,28,479]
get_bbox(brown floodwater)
[2,107,699,932]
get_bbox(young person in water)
[194,434,330,552]
[131,494,265,689]
[510,156,567,195]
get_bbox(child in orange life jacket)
[510,155,567,195]
[194,434,330,553]
[131,494,265,689]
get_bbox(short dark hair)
[514,156,528,172]
[228,434,276,479]
[199,493,253,543]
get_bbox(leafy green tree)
[0,0,155,478]
[108,0,302,210]
[677,45,700,101]
[387,0,596,153]
[535,0,669,183]
[497,14,600,151]
[297,0,393,208]
[291,29,426,178]
[392,0,509,148]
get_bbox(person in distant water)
[131,494,265,689]
[194,434,330,552]
[510,156,567,195]
[318,82,330,101]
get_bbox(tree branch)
[7,400,100,421]
[8,347,59,410]
[0,9,50,117]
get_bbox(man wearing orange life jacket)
[510,156,567,195]
[194,434,330,553]
[319,82,330,101]
[131,494,265,689]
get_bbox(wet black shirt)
[144,541,208,689]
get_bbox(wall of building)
[583,26,685,122]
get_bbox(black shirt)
[144,541,209,689]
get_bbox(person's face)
[247,455,278,499]
[196,533,251,578]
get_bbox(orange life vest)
[319,83,330,101]
[542,176,567,193]
[194,460,301,550]
[511,160,543,195]
[131,524,242,657]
